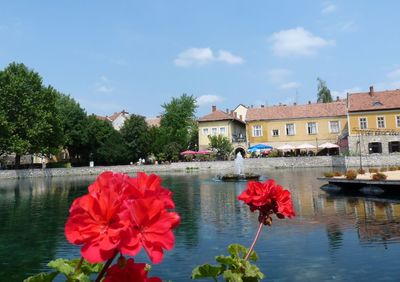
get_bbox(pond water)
[1,168,400,281]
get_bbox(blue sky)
[1,1,400,117]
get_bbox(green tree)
[120,114,149,162]
[317,77,333,103]
[56,93,89,163]
[208,135,234,160]
[85,115,128,165]
[159,94,197,160]
[0,62,63,166]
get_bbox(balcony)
[232,135,246,143]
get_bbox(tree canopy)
[317,77,333,103]
[120,114,150,162]
[208,135,233,160]
[0,62,62,166]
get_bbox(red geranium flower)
[104,258,161,282]
[238,179,295,219]
[121,197,180,264]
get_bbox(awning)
[318,142,339,149]
[296,143,316,150]
[277,144,295,150]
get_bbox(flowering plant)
[25,171,180,282]
[24,174,294,281]
[192,179,295,281]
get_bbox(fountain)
[217,152,260,181]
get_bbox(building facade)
[347,87,400,155]
[198,106,247,152]
[245,100,348,150]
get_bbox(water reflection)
[0,170,400,281]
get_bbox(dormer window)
[372,101,383,106]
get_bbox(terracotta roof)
[198,109,245,124]
[95,115,108,121]
[246,101,346,121]
[348,89,400,112]
[146,117,161,127]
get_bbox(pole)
[359,133,363,171]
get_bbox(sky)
[1,1,400,118]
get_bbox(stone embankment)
[1,155,400,179]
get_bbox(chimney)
[251,104,254,108]
[233,112,237,118]
[336,96,340,101]
[261,104,265,108]
[212,105,216,112]
[226,108,229,113]
[230,110,234,115]
[369,86,374,96]
[279,102,282,106]
[294,102,297,105]
[308,101,311,104]
[239,115,243,120]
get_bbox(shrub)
[372,172,387,180]
[46,162,72,168]
[357,168,366,174]
[333,171,343,177]
[324,172,334,178]
[268,150,280,158]
[369,168,379,173]
[345,169,357,180]
[380,167,388,172]
[389,166,397,171]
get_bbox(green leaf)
[223,270,243,282]
[191,264,222,279]
[243,262,264,280]
[47,258,75,276]
[23,272,58,282]
[227,244,248,259]
[70,272,91,282]
[215,255,235,266]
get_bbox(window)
[211,128,217,135]
[368,142,382,154]
[329,121,340,133]
[272,129,279,137]
[396,116,400,128]
[253,125,262,137]
[377,116,385,128]
[359,117,367,129]
[389,141,400,153]
[219,127,226,135]
[307,122,317,135]
[286,124,295,136]
[203,128,208,135]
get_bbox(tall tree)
[317,77,333,103]
[0,63,62,166]
[120,114,149,162]
[208,135,234,160]
[159,94,197,159]
[56,93,89,163]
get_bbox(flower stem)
[75,257,84,272]
[244,221,264,261]
[95,251,118,282]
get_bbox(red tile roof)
[348,89,400,112]
[146,117,161,127]
[246,101,347,121]
[198,109,245,124]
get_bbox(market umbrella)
[318,142,339,149]
[180,150,197,155]
[196,150,213,155]
[248,144,273,150]
[277,144,295,150]
[296,143,316,150]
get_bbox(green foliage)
[24,258,103,282]
[317,77,333,103]
[208,135,234,160]
[120,114,150,162]
[0,62,63,166]
[191,244,264,282]
[56,93,89,162]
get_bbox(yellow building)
[245,100,348,150]
[347,87,400,155]
[198,106,247,153]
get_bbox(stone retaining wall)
[1,155,400,179]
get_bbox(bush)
[324,172,334,178]
[389,166,397,171]
[333,171,343,177]
[380,167,388,172]
[372,172,387,180]
[46,162,72,168]
[268,150,280,158]
[369,168,379,173]
[357,168,365,174]
[345,169,357,180]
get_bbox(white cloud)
[95,76,113,93]
[331,87,361,98]
[280,82,301,89]
[321,2,337,14]
[339,21,358,32]
[196,95,223,106]
[269,27,334,57]
[174,48,244,67]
